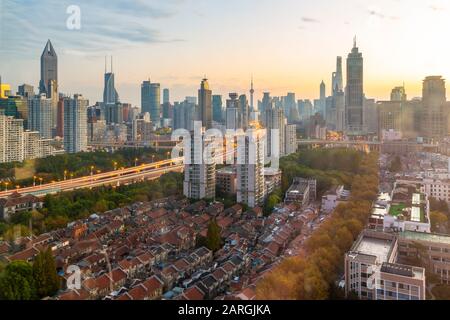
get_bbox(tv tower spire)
[250,74,255,112]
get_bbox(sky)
[1,0,450,107]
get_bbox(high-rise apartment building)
[265,102,286,158]
[29,94,53,139]
[163,88,170,104]
[183,127,216,200]
[64,94,88,153]
[237,128,266,207]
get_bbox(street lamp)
[39,178,43,186]
[135,158,138,167]
[90,166,95,176]
[33,176,37,187]
[64,170,68,181]
[166,151,170,160]
[113,161,118,171]
[4,182,9,191]
[152,155,155,163]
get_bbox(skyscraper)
[163,88,170,104]
[421,76,448,140]
[345,38,364,133]
[226,93,239,130]
[141,80,160,126]
[332,56,343,95]
[212,95,223,123]
[198,78,212,129]
[39,40,57,99]
[64,94,88,153]
[103,57,119,105]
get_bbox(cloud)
[0,0,185,58]
[301,17,319,23]
[367,7,400,21]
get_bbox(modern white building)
[321,185,351,213]
[284,124,297,155]
[237,128,266,208]
[64,94,88,153]
[183,127,216,200]
[0,111,56,163]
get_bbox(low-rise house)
[181,285,205,300]
[0,192,43,221]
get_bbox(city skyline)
[2,0,450,106]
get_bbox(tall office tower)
[237,127,266,208]
[363,98,378,134]
[183,127,216,200]
[239,94,249,130]
[212,95,223,123]
[319,81,326,116]
[345,38,364,133]
[18,84,34,98]
[56,97,64,137]
[261,92,272,125]
[141,79,160,126]
[298,99,314,121]
[29,94,53,139]
[163,88,170,104]
[39,40,58,130]
[39,40,57,99]
[198,78,212,129]
[391,86,407,102]
[64,94,88,153]
[285,93,297,122]
[0,111,24,163]
[226,93,240,130]
[332,56,343,94]
[265,102,286,158]
[103,57,119,105]
[421,76,448,140]
[174,100,199,131]
[104,102,123,125]
[334,92,346,132]
[162,101,174,122]
[285,124,297,155]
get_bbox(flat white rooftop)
[355,237,393,264]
